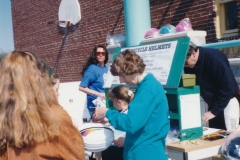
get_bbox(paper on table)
[203,127,221,136]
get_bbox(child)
[50,72,60,97]
[108,85,133,113]
[101,85,134,160]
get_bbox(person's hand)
[96,92,105,99]
[97,117,109,124]
[113,137,125,147]
[221,126,240,151]
[221,137,230,152]
[92,107,108,121]
[202,111,215,124]
[221,132,234,152]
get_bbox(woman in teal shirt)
[93,49,170,160]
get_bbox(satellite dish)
[58,0,81,27]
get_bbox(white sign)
[103,66,120,88]
[180,94,202,129]
[122,41,178,85]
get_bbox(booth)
[105,31,207,141]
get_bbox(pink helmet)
[144,28,159,38]
[176,18,193,32]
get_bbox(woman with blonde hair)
[0,51,85,160]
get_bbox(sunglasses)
[96,52,106,56]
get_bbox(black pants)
[102,146,124,160]
[208,94,240,130]
[208,109,226,130]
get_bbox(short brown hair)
[110,49,146,76]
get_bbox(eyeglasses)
[185,54,191,61]
[185,53,192,65]
[96,52,106,56]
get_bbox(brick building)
[11,0,240,82]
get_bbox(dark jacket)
[184,47,238,116]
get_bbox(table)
[166,138,224,160]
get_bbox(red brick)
[11,0,240,82]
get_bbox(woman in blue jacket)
[93,49,170,160]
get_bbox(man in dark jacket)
[184,42,239,130]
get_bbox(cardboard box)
[180,74,196,87]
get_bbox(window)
[215,0,238,38]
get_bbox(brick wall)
[11,0,125,82]
[11,0,240,82]
[150,0,240,43]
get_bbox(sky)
[0,0,14,53]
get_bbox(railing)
[202,39,240,49]
[201,39,240,83]
[202,39,240,65]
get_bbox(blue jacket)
[106,74,170,160]
[184,47,238,115]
